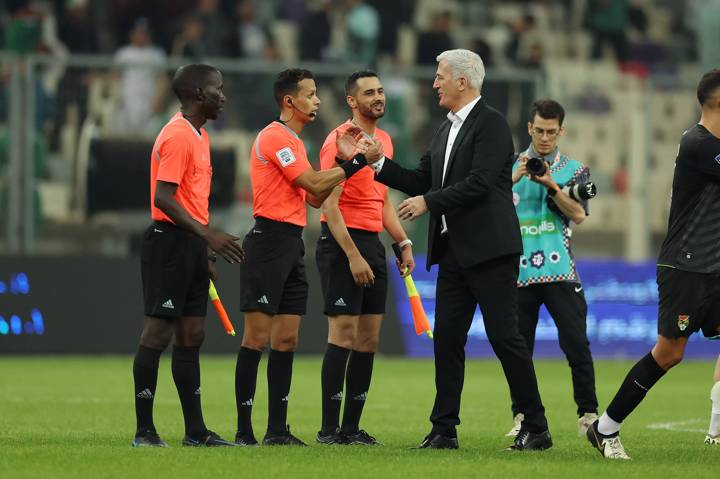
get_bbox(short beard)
[359,104,385,119]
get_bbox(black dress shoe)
[413,433,459,449]
[505,429,553,451]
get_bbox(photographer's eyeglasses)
[531,127,559,139]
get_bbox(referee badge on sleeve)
[677,314,689,331]
[276,147,297,167]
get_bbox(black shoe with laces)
[182,430,237,447]
[412,433,459,449]
[263,425,307,446]
[343,429,381,445]
[505,428,553,451]
[132,429,168,448]
[316,429,348,445]
[234,431,259,446]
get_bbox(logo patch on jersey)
[276,147,296,167]
[715,153,720,165]
[512,192,520,206]
[678,314,690,331]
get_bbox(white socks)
[709,381,720,437]
[598,411,622,436]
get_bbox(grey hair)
[436,49,485,91]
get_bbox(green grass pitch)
[1,356,718,478]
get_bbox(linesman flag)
[392,243,433,339]
[209,280,235,336]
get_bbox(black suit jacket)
[376,98,522,270]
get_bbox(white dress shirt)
[440,95,481,233]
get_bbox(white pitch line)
[646,419,707,433]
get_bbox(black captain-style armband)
[338,154,368,179]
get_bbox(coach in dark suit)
[368,49,552,450]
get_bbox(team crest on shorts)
[677,314,690,331]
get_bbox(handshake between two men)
[335,126,426,223]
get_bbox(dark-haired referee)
[587,69,720,459]
[132,64,244,447]
[316,71,414,445]
[234,69,377,446]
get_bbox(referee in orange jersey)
[234,69,379,446]
[316,71,415,445]
[132,64,244,448]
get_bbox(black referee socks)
[133,345,162,433]
[342,350,375,434]
[267,349,295,434]
[235,347,262,435]
[321,343,351,434]
[606,352,667,423]
[171,346,207,437]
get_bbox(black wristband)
[547,187,558,197]
[335,156,345,165]
[208,253,217,263]
[339,154,368,179]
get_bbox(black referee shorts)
[316,222,387,316]
[239,217,308,316]
[657,266,720,339]
[141,221,209,318]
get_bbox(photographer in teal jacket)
[505,100,599,438]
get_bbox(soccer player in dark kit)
[587,69,720,459]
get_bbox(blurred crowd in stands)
[2,0,717,69]
[0,0,717,251]
[2,0,716,139]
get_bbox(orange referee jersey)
[250,121,313,227]
[150,112,212,225]
[319,120,394,233]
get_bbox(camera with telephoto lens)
[565,181,597,201]
[526,157,547,176]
